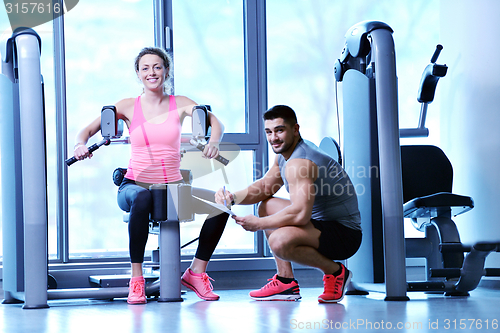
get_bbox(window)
[172,0,246,134]
[64,0,154,259]
[63,0,258,259]
[172,0,257,255]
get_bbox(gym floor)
[1,282,500,333]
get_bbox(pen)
[223,186,227,207]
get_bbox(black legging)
[117,178,228,263]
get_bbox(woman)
[73,47,228,304]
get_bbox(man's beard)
[271,140,292,154]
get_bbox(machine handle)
[193,143,229,166]
[65,138,111,166]
[430,44,443,63]
[417,45,448,103]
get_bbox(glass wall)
[267,0,440,144]
[61,0,257,259]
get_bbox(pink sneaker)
[249,275,301,301]
[181,268,220,301]
[318,263,352,303]
[127,276,146,304]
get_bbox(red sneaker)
[181,268,220,301]
[127,276,147,304]
[249,275,301,301]
[318,263,352,303]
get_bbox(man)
[216,105,362,303]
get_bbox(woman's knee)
[131,188,152,213]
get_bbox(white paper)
[197,199,236,216]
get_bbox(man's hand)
[215,187,233,206]
[232,215,261,232]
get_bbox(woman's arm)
[73,98,133,161]
[73,116,101,160]
[176,95,224,159]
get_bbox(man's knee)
[268,232,292,259]
[257,198,271,217]
[258,197,289,217]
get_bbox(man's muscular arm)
[233,158,317,231]
[216,156,284,206]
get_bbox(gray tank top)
[278,139,361,231]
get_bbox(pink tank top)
[124,95,182,184]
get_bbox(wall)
[440,0,500,267]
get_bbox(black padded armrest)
[403,192,474,219]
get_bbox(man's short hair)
[263,105,298,126]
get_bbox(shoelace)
[323,275,340,294]
[200,273,215,292]
[261,277,279,290]
[334,276,344,294]
[131,280,145,295]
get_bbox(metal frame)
[53,0,70,264]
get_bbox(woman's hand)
[73,143,92,161]
[202,142,220,159]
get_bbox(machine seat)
[403,192,474,231]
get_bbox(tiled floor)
[1,285,499,333]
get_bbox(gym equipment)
[64,106,118,166]
[335,20,500,299]
[2,30,131,308]
[399,46,500,295]
[402,145,500,295]
[1,28,49,309]
[334,20,408,301]
[399,45,447,138]
[190,105,230,166]
[95,105,230,302]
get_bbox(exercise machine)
[334,20,500,299]
[67,106,230,303]
[399,46,500,295]
[334,21,408,301]
[1,28,49,309]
